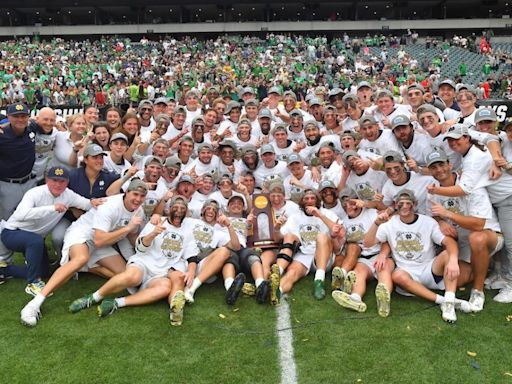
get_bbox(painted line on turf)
[276,300,298,384]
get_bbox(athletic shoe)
[69,294,95,314]
[332,291,367,312]
[484,271,507,289]
[256,280,270,304]
[20,302,41,327]
[331,266,344,291]
[183,288,195,304]
[313,279,326,300]
[375,283,391,318]
[440,301,457,323]
[242,283,256,296]
[25,280,46,297]
[454,299,472,313]
[0,261,7,285]
[469,289,485,312]
[225,273,246,305]
[343,271,356,293]
[270,264,281,306]
[493,286,512,303]
[170,290,186,326]
[97,298,118,317]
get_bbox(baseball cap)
[289,109,303,117]
[407,83,425,94]
[260,144,275,155]
[185,90,200,99]
[169,194,189,207]
[328,88,344,98]
[342,150,359,166]
[197,142,213,152]
[225,101,241,114]
[304,120,319,129]
[139,99,153,108]
[109,132,128,143]
[309,98,322,107]
[218,173,233,185]
[317,141,336,155]
[340,130,356,139]
[47,166,70,180]
[144,156,163,167]
[339,187,358,200]
[376,89,394,100]
[426,149,449,167]
[318,179,336,192]
[283,90,297,100]
[191,116,205,126]
[393,188,417,204]
[258,108,273,119]
[438,79,456,90]
[315,86,327,95]
[456,84,477,95]
[382,150,404,164]
[359,115,377,126]
[268,86,282,96]
[391,115,412,130]
[127,179,148,194]
[7,102,29,115]
[241,144,258,156]
[270,123,288,136]
[287,153,303,165]
[417,103,438,117]
[357,81,372,91]
[474,107,497,124]
[244,99,259,107]
[443,124,470,140]
[268,179,285,193]
[174,106,187,115]
[164,156,182,169]
[218,139,237,151]
[342,93,358,103]
[227,194,245,206]
[154,97,169,105]
[84,144,107,157]
[178,174,196,185]
[240,86,255,96]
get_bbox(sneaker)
[225,273,246,305]
[242,283,256,296]
[375,283,391,318]
[0,261,7,285]
[440,301,457,323]
[343,271,356,293]
[20,302,41,327]
[313,279,326,300]
[331,267,344,291]
[270,264,281,306]
[332,291,367,312]
[454,299,472,313]
[493,286,512,303]
[469,289,485,312]
[170,290,186,326]
[25,280,46,297]
[256,280,270,304]
[97,298,118,317]
[484,272,507,289]
[69,294,95,314]
[183,288,195,304]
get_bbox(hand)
[438,220,458,238]
[351,199,366,208]
[236,183,248,194]
[90,198,106,208]
[217,212,231,227]
[305,206,320,217]
[373,253,388,272]
[406,155,418,172]
[152,217,167,235]
[430,200,448,218]
[444,257,460,281]
[375,210,390,225]
[311,167,321,183]
[426,183,438,194]
[149,131,160,143]
[381,116,390,128]
[368,158,383,171]
[489,164,502,180]
[150,214,162,225]
[275,214,287,229]
[246,209,256,225]
[331,222,346,238]
[54,203,68,213]
[184,269,195,287]
[126,165,139,178]
[374,193,384,202]
[128,212,144,231]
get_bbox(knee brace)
[280,241,299,253]
[277,252,293,263]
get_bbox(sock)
[32,293,46,308]
[315,269,326,281]
[341,268,348,278]
[189,278,202,294]
[350,293,362,302]
[224,277,234,291]
[279,266,284,276]
[434,294,444,304]
[115,297,126,308]
[444,291,455,302]
[255,278,264,288]
[92,291,103,303]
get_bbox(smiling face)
[124,190,147,212]
[376,96,394,115]
[384,161,406,184]
[428,161,452,183]
[447,135,471,154]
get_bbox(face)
[384,161,406,183]
[418,112,439,132]
[228,198,244,215]
[203,206,218,225]
[173,113,186,128]
[70,117,87,135]
[269,188,285,206]
[139,105,153,120]
[166,102,176,115]
[305,125,320,141]
[214,103,226,119]
[177,181,195,199]
[320,188,337,205]
[393,125,413,144]
[323,110,337,125]
[407,90,424,108]
[84,154,105,172]
[218,179,233,194]
[35,108,56,133]
[288,161,304,177]
[169,201,187,223]
[341,197,361,218]
[261,151,275,167]
[396,198,415,218]
[192,124,205,140]
[283,96,296,111]
[155,120,169,136]
[476,120,497,134]
[94,126,109,144]
[198,148,213,164]
[106,111,121,127]
[241,175,255,194]
[456,91,476,110]
[438,85,456,105]
[85,107,99,123]
[186,95,199,108]
[154,103,167,115]
[204,110,217,127]
[237,123,251,139]
[318,147,335,168]
[290,115,303,129]
[357,87,372,104]
[447,136,471,154]
[109,139,128,156]
[245,105,258,120]
[360,123,380,141]
[341,135,356,150]
[220,146,235,165]
[46,178,69,197]
[179,140,194,157]
[310,105,323,119]
[345,102,360,120]
[428,161,452,183]
[302,193,318,208]
[124,190,147,211]
[123,117,139,135]
[199,176,215,194]
[376,96,394,114]
[243,151,258,167]
[229,108,241,123]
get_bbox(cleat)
[270,264,281,306]
[69,294,95,314]
[170,290,186,326]
[225,273,245,305]
[313,279,326,300]
[20,303,41,327]
[455,299,472,313]
[332,291,367,312]
[343,271,356,293]
[183,288,195,304]
[25,280,46,297]
[468,289,485,312]
[97,298,118,317]
[256,280,270,304]
[493,286,512,303]
[331,267,344,291]
[375,283,391,318]
[0,261,7,285]
[440,301,457,323]
[242,283,256,296]
[484,272,507,289]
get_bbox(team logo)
[161,231,184,259]
[346,223,365,243]
[115,218,131,229]
[394,231,423,260]
[55,168,64,176]
[143,197,159,217]
[192,223,214,249]
[299,223,320,245]
[366,147,381,155]
[355,182,375,200]
[231,218,248,237]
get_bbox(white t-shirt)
[346,168,387,201]
[344,208,381,256]
[382,172,435,215]
[358,130,402,159]
[253,160,289,188]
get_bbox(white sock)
[341,268,348,278]
[279,266,284,276]
[32,293,46,308]
[92,291,103,303]
[189,278,202,294]
[434,294,444,304]
[255,278,264,288]
[350,293,362,302]
[115,297,126,308]
[315,269,326,281]
[224,277,234,291]
[444,291,455,302]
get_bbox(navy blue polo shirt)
[0,123,36,179]
[68,167,119,199]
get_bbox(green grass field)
[2,268,512,384]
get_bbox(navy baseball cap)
[7,103,29,115]
[47,166,70,180]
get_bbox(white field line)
[276,300,298,384]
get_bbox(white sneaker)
[493,287,512,303]
[454,299,472,313]
[20,303,41,327]
[440,301,457,323]
[469,289,485,312]
[485,273,508,289]
[184,288,195,304]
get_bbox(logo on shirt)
[355,182,376,200]
[299,224,320,245]
[161,231,184,259]
[192,223,214,250]
[346,223,365,243]
[395,231,423,260]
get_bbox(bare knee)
[392,270,410,286]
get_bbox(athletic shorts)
[357,254,380,278]
[293,251,335,275]
[127,256,172,291]
[458,232,504,263]
[396,258,445,291]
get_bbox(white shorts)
[293,251,335,275]
[357,254,380,278]
[458,232,504,263]
[127,256,172,291]
[396,258,445,291]
[195,256,217,283]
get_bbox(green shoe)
[375,283,391,318]
[69,294,95,314]
[331,267,344,291]
[270,264,281,306]
[313,279,326,300]
[97,298,118,318]
[170,290,186,326]
[343,271,356,293]
[332,291,367,312]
